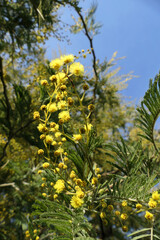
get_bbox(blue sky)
[45,0,160,105]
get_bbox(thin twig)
[73,8,99,103]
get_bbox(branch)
[0,57,12,128]
[73,8,99,104]
[0,182,20,191]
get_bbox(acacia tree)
[0,1,148,240]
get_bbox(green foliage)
[136,73,160,152]
[32,199,95,239]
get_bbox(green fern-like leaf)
[136,74,160,152]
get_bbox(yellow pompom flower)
[56,72,67,85]
[152,191,160,200]
[57,100,67,109]
[58,162,64,168]
[49,75,57,82]
[53,194,58,199]
[51,141,57,146]
[145,211,153,220]
[102,202,107,208]
[42,162,50,169]
[38,149,44,155]
[115,211,120,216]
[54,148,64,157]
[36,236,40,240]
[40,80,48,86]
[58,111,70,122]
[122,201,127,207]
[37,123,47,133]
[55,131,62,138]
[38,170,42,174]
[136,203,142,210]
[70,62,84,76]
[70,170,76,178]
[61,54,74,64]
[45,135,54,144]
[54,179,65,193]
[100,212,106,219]
[73,134,82,141]
[76,190,85,199]
[50,58,63,70]
[148,199,157,208]
[122,226,128,232]
[70,195,84,208]
[120,213,128,220]
[91,177,98,185]
[33,229,37,234]
[47,103,57,113]
[42,193,47,197]
[33,111,40,120]
[107,205,114,211]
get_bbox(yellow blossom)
[148,199,157,208]
[40,104,47,111]
[120,213,128,220]
[54,148,64,156]
[91,177,98,185]
[42,162,50,169]
[36,236,40,240]
[61,54,74,64]
[122,226,128,232]
[57,100,67,109]
[33,229,37,234]
[38,149,44,155]
[40,80,48,86]
[50,58,63,70]
[53,194,58,199]
[40,134,46,140]
[107,205,114,211]
[100,212,106,219]
[70,170,76,178]
[58,162,64,168]
[38,170,42,174]
[33,111,40,120]
[49,75,57,82]
[152,191,160,200]
[73,134,82,141]
[122,201,127,207]
[50,122,56,128]
[51,141,57,146]
[102,202,107,208]
[50,182,54,186]
[55,131,62,138]
[58,111,70,122]
[41,183,45,187]
[45,135,54,144]
[56,72,67,85]
[136,203,142,210]
[71,195,84,208]
[145,211,153,220]
[42,193,47,197]
[115,211,120,216]
[70,62,84,76]
[37,123,47,133]
[54,179,65,193]
[47,103,57,113]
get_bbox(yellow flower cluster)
[54,179,65,193]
